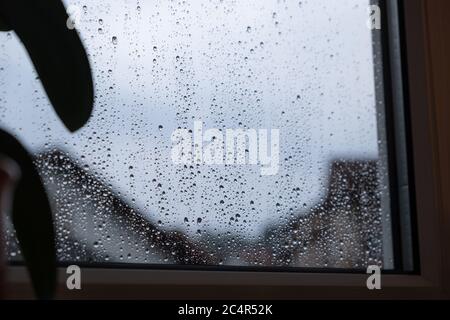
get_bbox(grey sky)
[0,0,383,238]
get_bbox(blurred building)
[6,150,384,270]
[263,161,383,269]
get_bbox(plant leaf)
[0,0,94,132]
[0,129,56,299]
[0,14,11,31]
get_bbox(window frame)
[5,0,450,299]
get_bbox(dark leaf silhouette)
[0,0,94,131]
[0,129,56,299]
[0,0,95,299]
[0,15,11,31]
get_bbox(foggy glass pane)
[1,0,393,269]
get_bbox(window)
[1,0,416,274]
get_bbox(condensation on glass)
[1,0,394,269]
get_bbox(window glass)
[1,0,394,269]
